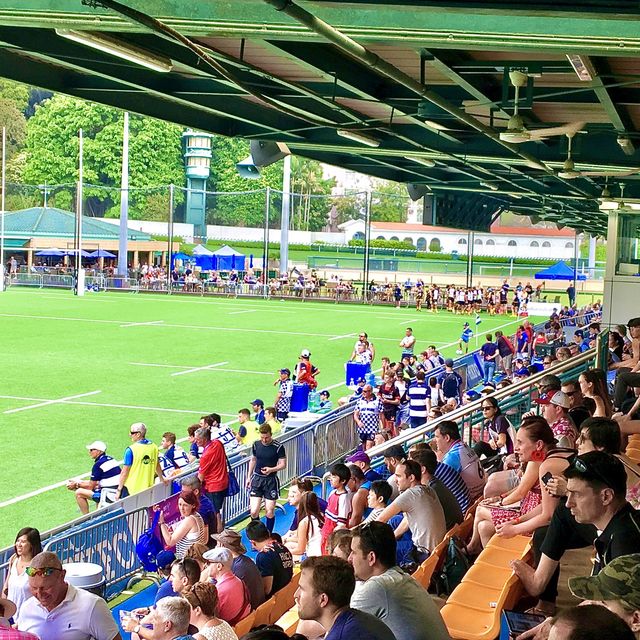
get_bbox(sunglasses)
[572,457,611,487]
[481,406,494,411]
[26,567,61,577]
[130,431,140,435]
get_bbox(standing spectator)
[246,424,286,533]
[16,552,121,640]
[377,459,446,560]
[200,548,251,626]
[378,372,401,436]
[495,330,515,376]
[187,424,203,463]
[212,529,265,610]
[202,414,242,458]
[124,596,193,640]
[296,349,319,389]
[66,440,121,514]
[407,370,429,429]
[567,282,576,307]
[434,421,486,499]
[295,556,394,640]
[274,368,294,422]
[2,528,42,618]
[438,359,463,404]
[115,422,163,500]
[251,399,266,425]
[481,334,498,385]
[196,426,229,533]
[245,521,294,598]
[349,522,451,640]
[399,327,416,361]
[321,463,353,552]
[354,385,383,450]
[351,332,376,363]
[237,409,260,447]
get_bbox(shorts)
[206,490,227,512]
[250,474,280,501]
[410,416,427,429]
[383,408,398,421]
[358,430,375,444]
[277,411,289,421]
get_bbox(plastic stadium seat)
[268,573,301,624]
[456,514,474,543]
[474,546,525,569]
[485,534,531,554]
[446,582,503,612]
[462,563,514,590]
[234,611,256,638]
[253,596,275,628]
[275,606,300,635]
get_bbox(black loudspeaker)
[422,194,435,225]
[236,155,262,179]
[407,183,429,202]
[249,140,290,167]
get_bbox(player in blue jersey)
[457,322,473,355]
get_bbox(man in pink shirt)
[0,596,38,640]
[202,547,251,626]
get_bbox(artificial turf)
[0,287,542,547]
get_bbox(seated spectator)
[284,491,324,559]
[201,548,251,626]
[561,379,592,430]
[535,390,578,448]
[360,480,393,525]
[466,417,573,554]
[556,346,573,362]
[158,491,208,559]
[124,596,194,640]
[321,464,353,552]
[251,399,266,426]
[512,451,640,616]
[154,551,179,605]
[159,432,190,479]
[326,530,353,561]
[345,451,382,483]
[283,478,327,545]
[16,551,120,640]
[546,604,635,640]
[433,421,486,500]
[66,440,121,514]
[349,522,451,640]
[245,521,294,597]
[185,542,209,577]
[211,529,265,610]
[263,407,282,434]
[183,582,239,640]
[237,409,260,447]
[580,368,614,418]
[377,459,446,561]
[409,448,463,529]
[296,556,394,640]
[180,476,217,543]
[347,464,369,528]
[318,389,333,412]
[473,396,515,458]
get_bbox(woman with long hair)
[158,491,208,559]
[1,527,42,615]
[474,396,515,458]
[579,368,613,418]
[284,491,324,559]
[466,417,574,553]
[184,582,238,640]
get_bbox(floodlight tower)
[182,130,213,242]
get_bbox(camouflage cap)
[569,553,640,610]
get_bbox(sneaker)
[456,349,463,355]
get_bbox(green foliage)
[22,95,185,218]
[370,181,410,222]
[0,80,29,168]
[290,157,336,231]
[349,238,415,251]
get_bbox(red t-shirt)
[198,439,229,492]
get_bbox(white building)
[339,220,578,260]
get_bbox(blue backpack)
[136,510,164,572]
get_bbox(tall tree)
[290,157,335,231]
[370,180,410,222]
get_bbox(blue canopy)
[88,249,116,258]
[196,245,245,271]
[534,261,587,281]
[36,248,65,257]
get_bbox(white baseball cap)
[86,440,107,452]
[300,349,311,358]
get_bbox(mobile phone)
[503,610,546,638]
[541,471,553,485]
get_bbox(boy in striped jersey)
[321,463,353,554]
[407,370,429,429]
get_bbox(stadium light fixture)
[336,129,380,148]
[566,54,597,82]
[56,29,174,73]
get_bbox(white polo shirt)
[17,583,119,640]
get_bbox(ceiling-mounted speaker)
[422,194,435,225]
[236,155,261,179]
[407,183,429,202]
[249,140,290,167]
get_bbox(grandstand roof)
[3,207,152,241]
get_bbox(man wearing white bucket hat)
[0,594,38,639]
[66,440,122,514]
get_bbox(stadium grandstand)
[2,2,640,640]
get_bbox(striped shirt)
[212,425,242,457]
[434,461,471,513]
[407,380,429,419]
[90,454,121,490]
[160,444,190,476]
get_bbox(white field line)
[120,320,165,327]
[0,394,236,418]
[170,361,228,377]
[328,333,356,341]
[3,390,102,414]
[228,310,256,315]
[129,362,275,376]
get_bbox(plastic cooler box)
[346,362,371,386]
[291,383,310,412]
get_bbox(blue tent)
[534,261,587,281]
[208,245,245,271]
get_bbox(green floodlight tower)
[182,129,213,242]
